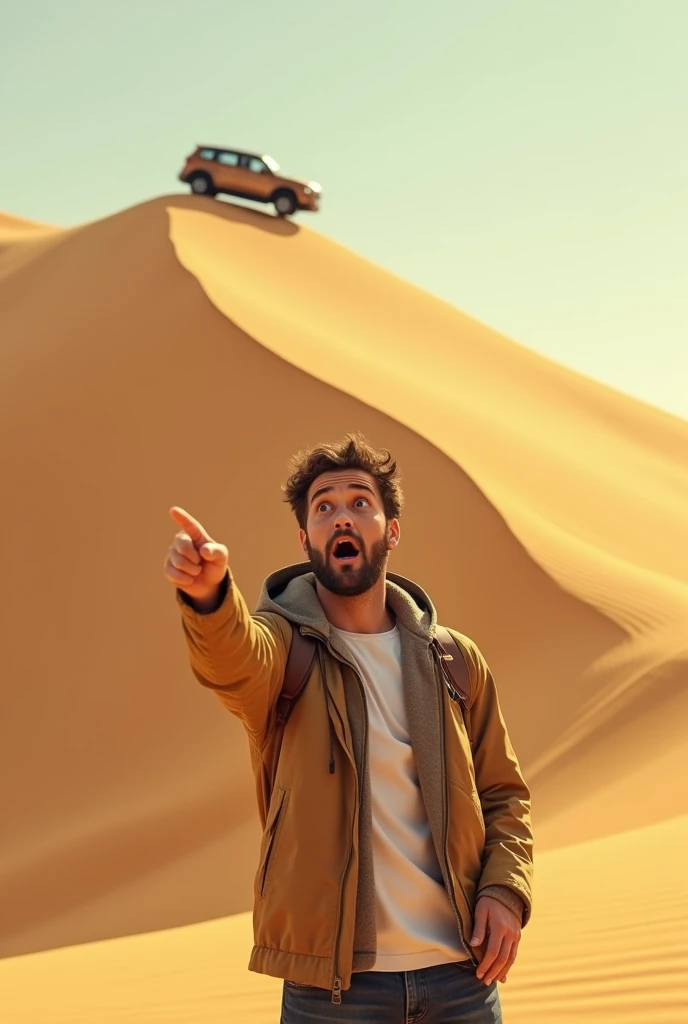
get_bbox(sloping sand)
[3,814,686,1024]
[1,197,686,1021]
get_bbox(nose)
[332,501,353,530]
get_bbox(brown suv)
[179,146,322,217]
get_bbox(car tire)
[189,173,215,197]
[273,190,297,217]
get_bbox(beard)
[305,534,389,597]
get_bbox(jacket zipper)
[301,629,368,1003]
[436,664,477,966]
[332,643,368,1002]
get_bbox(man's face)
[299,470,400,598]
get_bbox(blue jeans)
[280,961,502,1022]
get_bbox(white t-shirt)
[331,623,468,971]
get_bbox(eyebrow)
[309,482,376,507]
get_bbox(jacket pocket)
[258,786,288,899]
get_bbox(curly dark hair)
[282,432,404,530]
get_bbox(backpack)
[275,625,472,740]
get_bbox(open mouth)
[332,539,361,563]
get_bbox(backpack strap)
[433,625,471,704]
[275,627,318,727]
[276,623,472,731]
[433,626,473,744]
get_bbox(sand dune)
[0,211,57,238]
[1,196,686,1021]
[3,814,687,1023]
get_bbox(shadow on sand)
[164,192,301,239]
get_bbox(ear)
[387,519,400,550]
[298,528,308,557]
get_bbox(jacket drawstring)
[319,645,336,774]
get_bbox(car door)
[238,154,276,201]
[213,151,242,194]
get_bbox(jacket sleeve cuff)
[477,884,525,924]
[176,570,231,617]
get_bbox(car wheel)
[273,191,297,217]
[190,173,215,196]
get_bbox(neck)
[315,576,396,634]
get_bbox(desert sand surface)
[4,814,686,1024]
[1,196,686,1022]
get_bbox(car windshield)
[262,154,280,174]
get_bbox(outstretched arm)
[166,507,289,744]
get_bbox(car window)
[199,148,216,160]
[217,152,239,166]
[247,157,269,174]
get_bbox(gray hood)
[255,561,438,643]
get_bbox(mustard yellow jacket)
[177,562,534,1001]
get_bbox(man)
[165,433,533,1023]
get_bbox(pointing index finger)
[169,506,212,546]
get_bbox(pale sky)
[2,0,686,421]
